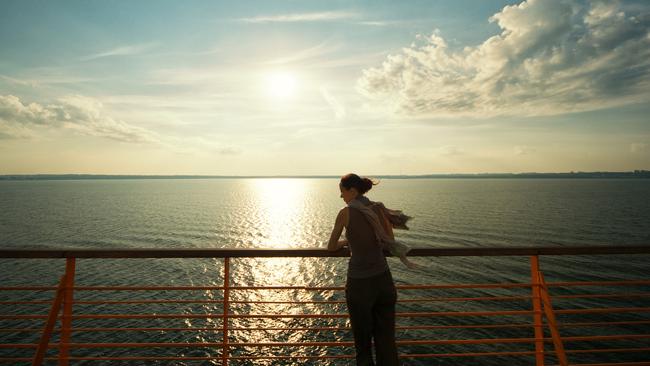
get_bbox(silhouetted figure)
[328,173,400,366]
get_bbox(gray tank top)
[345,201,389,279]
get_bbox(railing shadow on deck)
[0,245,649,365]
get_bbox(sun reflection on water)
[249,178,311,248]
[221,179,348,359]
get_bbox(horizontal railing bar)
[5,335,650,351]
[230,286,343,290]
[228,351,545,359]
[230,300,345,304]
[7,307,649,321]
[0,356,354,362]
[553,293,650,299]
[226,355,355,360]
[2,293,648,307]
[559,320,650,328]
[3,281,649,294]
[0,286,55,291]
[0,322,539,333]
[72,314,225,319]
[7,319,650,334]
[561,334,650,342]
[0,357,224,362]
[566,347,650,354]
[546,280,650,287]
[555,307,650,314]
[0,342,225,349]
[398,283,533,289]
[398,351,538,358]
[75,286,224,291]
[186,338,545,347]
[230,295,532,304]
[6,353,644,364]
[0,310,545,320]
[77,299,224,304]
[1,245,649,258]
[229,310,540,318]
[561,363,650,366]
[0,300,226,305]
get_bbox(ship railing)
[0,246,649,365]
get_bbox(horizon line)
[1,170,649,180]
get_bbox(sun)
[265,72,298,99]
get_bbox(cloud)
[358,0,650,117]
[261,42,340,66]
[630,142,647,153]
[0,94,158,143]
[81,42,159,61]
[439,145,464,156]
[238,11,357,23]
[216,147,241,155]
[514,145,536,155]
[320,87,346,120]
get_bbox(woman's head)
[339,173,377,203]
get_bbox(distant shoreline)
[1,171,649,180]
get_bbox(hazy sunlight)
[265,72,298,99]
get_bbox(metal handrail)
[1,245,649,365]
[1,245,649,258]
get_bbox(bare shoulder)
[337,207,350,225]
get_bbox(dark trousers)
[345,270,399,366]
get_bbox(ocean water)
[1,178,649,365]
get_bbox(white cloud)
[80,42,159,61]
[630,142,647,153]
[0,94,158,143]
[514,145,536,155]
[238,11,358,23]
[439,145,464,156]
[261,42,340,66]
[320,87,346,120]
[358,0,650,117]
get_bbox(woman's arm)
[327,208,349,251]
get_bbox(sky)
[0,0,649,175]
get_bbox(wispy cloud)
[1,70,102,86]
[320,87,346,120]
[238,11,358,23]
[439,145,464,156]
[261,42,340,65]
[353,20,406,27]
[0,94,159,143]
[630,142,648,153]
[514,145,536,156]
[358,0,650,117]
[81,42,160,61]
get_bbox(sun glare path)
[251,178,308,247]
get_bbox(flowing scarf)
[347,196,419,269]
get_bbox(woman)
[328,173,399,366]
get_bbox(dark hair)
[340,173,377,195]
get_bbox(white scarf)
[347,197,420,269]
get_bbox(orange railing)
[0,246,649,365]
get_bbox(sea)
[1,178,649,365]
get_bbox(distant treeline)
[1,171,649,180]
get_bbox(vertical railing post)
[530,255,545,366]
[59,257,75,366]
[222,257,230,366]
[32,276,66,366]
[537,271,569,366]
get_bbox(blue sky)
[1,0,649,175]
